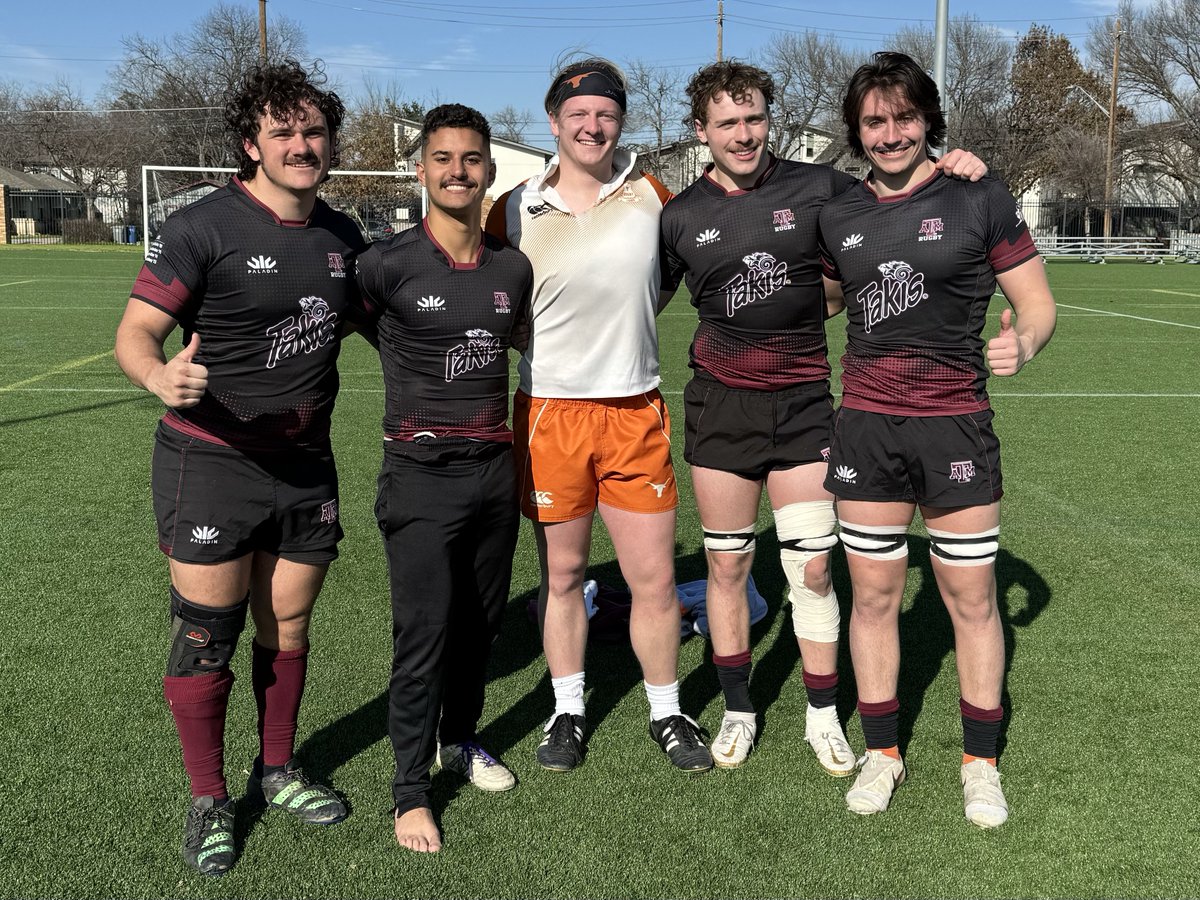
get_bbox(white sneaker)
[710,714,757,769]
[804,704,857,777]
[845,749,905,814]
[961,759,1008,828]
[438,741,516,792]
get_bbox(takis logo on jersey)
[721,251,788,318]
[917,218,944,242]
[833,465,858,483]
[856,260,927,333]
[696,228,720,246]
[191,525,219,544]
[842,233,864,250]
[265,296,338,368]
[320,500,338,524]
[418,296,446,310]
[327,253,346,278]
[772,208,796,232]
[493,292,511,313]
[530,490,554,508]
[446,329,501,382]
[949,460,976,483]
[247,255,278,274]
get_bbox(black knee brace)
[166,587,249,677]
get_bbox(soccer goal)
[140,165,425,257]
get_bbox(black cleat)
[246,759,347,825]
[181,795,236,877]
[650,714,714,772]
[536,713,586,772]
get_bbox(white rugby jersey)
[487,149,671,398]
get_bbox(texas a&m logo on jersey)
[327,252,347,278]
[446,329,501,382]
[856,260,927,333]
[772,209,796,232]
[949,460,976,483]
[721,251,788,318]
[265,296,338,369]
[493,292,512,314]
[917,218,944,242]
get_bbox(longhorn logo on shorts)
[266,296,338,368]
[646,480,669,498]
[949,460,976,483]
[530,491,554,508]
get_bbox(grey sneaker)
[804,704,858,777]
[711,715,756,769]
[961,759,1008,828]
[845,749,906,815]
[438,741,516,792]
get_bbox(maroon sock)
[802,669,839,709]
[163,669,234,799]
[253,641,309,768]
[858,697,900,751]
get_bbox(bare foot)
[394,807,441,853]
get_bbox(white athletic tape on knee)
[838,520,909,560]
[773,501,838,558]
[789,585,840,643]
[702,523,756,554]
[927,526,1000,567]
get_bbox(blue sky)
[3,0,1126,149]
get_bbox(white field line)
[0,351,114,393]
[0,280,36,288]
[1054,303,1200,330]
[0,307,116,311]
[1150,289,1200,299]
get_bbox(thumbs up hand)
[151,332,209,407]
[986,308,1027,376]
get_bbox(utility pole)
[933,0,949,153]
[259,0,268,64]
[1102,17,1121,239]
[716,1,724,62]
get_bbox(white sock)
[723,709,757,727]
[644,680,681,722]
[550,671,585,722]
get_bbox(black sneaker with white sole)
[650,714,713,772]
[536,713,586,771]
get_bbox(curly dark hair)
[421,103,492,151]
[685,59,775,127]
[224,59,345,180]
[842,51,946,158]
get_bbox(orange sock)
[963,753,996,766]
[878,745,902,761]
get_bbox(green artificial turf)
[1,246,1197,898]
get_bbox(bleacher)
[1033,235,1168,264]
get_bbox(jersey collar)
[231,176,310,227]
[529,148,637,212]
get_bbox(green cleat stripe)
[196,844,233,865]
[202,833,232,848]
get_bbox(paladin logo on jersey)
[418,296,446,311]
[247,255,278,274]
[446,329,501,382]
[191,525,220,544]
[493,292,511,314]
[772,209,796,232]
[917,218,944,242]
[721,251,788,318]
[949,460,976,483]
[327,253,346,278]
[696,228,720,247]
[320,500,338,524]
[265,296,338,369]
[842,233,864,250]
[833,465,858,484]
[857,260,928,333]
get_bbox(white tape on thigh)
[838,520,909,560]
[772,502,839,642]
[702,523,757,554]
[927,526,999,567]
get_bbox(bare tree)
[761,32,856,160]
[491,104,532,144]
[106,3,307,169]
[1088,0,1200,204]
[623,59,687,178]
[0,80,29,167]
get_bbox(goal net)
[140,165,424,256]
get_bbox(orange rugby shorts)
[513,390,678,522]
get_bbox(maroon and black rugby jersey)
[355,222,533,442]
[660,157,858,390]
[130,179,366,449]
[819,171,1037,416]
